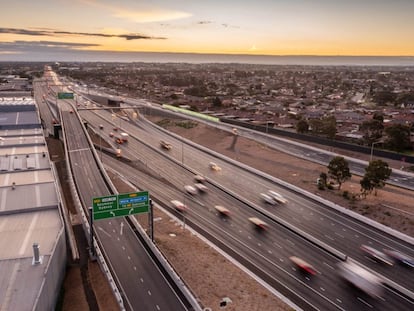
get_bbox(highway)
[36,80,195,311]
[76,104,414,310]
[136,103,414,191]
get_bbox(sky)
[1,0,414,61]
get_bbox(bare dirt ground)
[52,115,414,311]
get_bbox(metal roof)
[0,99,65,310]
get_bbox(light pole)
[370,141,381,162]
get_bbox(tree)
[372,112,384,123]
[361,160,392,196]
[212,96,222,107]
[317,172,328,190]
[327,156,351,190]
[384,124,411,152]
[359,175,374,198]
[309,115,336,138]
[296,119,309,133]
[360,119,383,145]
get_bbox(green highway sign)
[57,92,74,99]
[92,191,149,221]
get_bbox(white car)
[260,193,277,205]
[170,200,187,212]
[184,185,197,195]
[194,183,208,192]
[214,205,230,216]
[268,190,288,204]
[194,174,206,183]
[209,162,221,171]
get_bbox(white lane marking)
[320,287,325,292]
[127,256,131,260]
[279,258,284,262]
[357,297,373,308]
[334,232,345,238]
[98,227,112,237]
[273,241,282,248]
[286,239,295,246]
[324,234,335,241]
[68,147,90,153]
[323,262,334,270]
[120,222,124,235]
[148,290,152,296]
[122,246,125,251]
[336,298,342,303]
[156,305,160,310]
[133,266,137,271]
[268,250,272,254]
[140,278,143,283]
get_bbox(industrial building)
[0,98,66,310]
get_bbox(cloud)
[197,21,213,25]
[221,23,240,29]
[0,40,100,52]
[0,27,166,40]
[78,1,192,23]
[114,9,192,23]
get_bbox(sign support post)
[89,207,96,260]
[148,199,154,242]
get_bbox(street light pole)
[370,141,380,162]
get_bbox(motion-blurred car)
[268,190,288,204]
[109,132,114,137]
[214,205,230,216]
[260,193,277,205]
[194,183,208,192]
[248,217,268,230]
[289,256,317,275]
[383,249,414,267]
[170,200,187,212]
[194,174,206,183]
[160,140,172,150]
[184,185,197,195]
[209,162,221,171]
[113,127,118,131]
[360,245,393,265]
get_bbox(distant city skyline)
[1,0,414,62]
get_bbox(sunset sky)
[1,0,414,60]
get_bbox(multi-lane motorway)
[36,77,196,311]
[76,101,414,310]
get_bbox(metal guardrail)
[72,101,203,310]
[50,161,79,261]
[143,115,414,300]
[61,105,126,310]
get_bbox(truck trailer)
[337,261,383,299]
